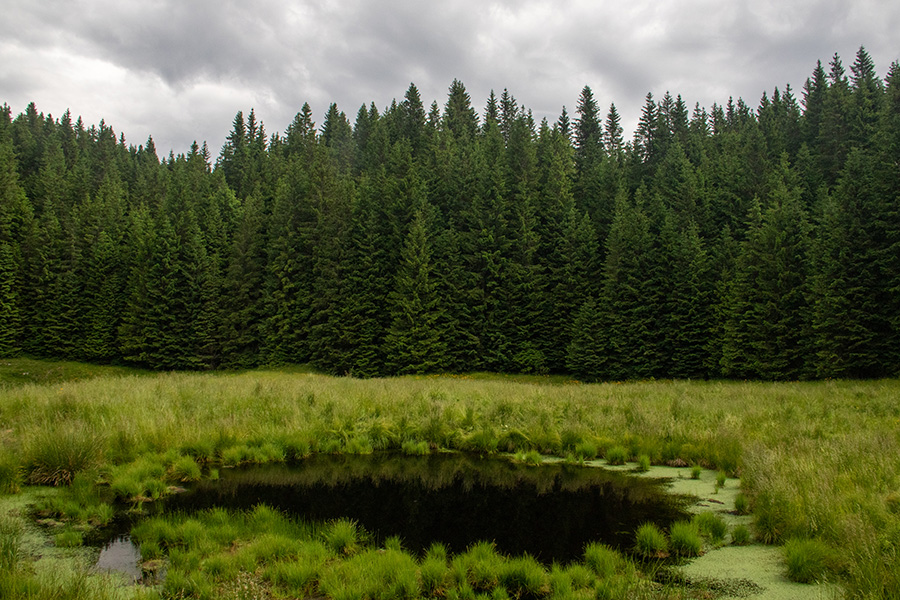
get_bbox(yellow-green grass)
[0,360,899,597]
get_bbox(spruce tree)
[721,157,811,379]
[385,208,447,373]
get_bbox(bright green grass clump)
[669,520,703,557]
[583,542,631,578]
[731,524,751,545]
[693,512,728,545]
[634,522,668,558]
[605,445,629,466]
[783,537,835,583]
[323,518,360,556]
[54,529,83,548]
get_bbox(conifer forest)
[1,47,898,381]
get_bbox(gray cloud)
[2,0,897,156]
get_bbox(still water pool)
[159,452,690,563]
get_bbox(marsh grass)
[2,362,900,597]
[669,521,703,557]
[693,512,728,546]
[319,548,421,600]
[636,454,651,473]
[401,439,430,456]
[54,529,83,548]
[731,524,751,545]
[605,446,628,466]
[0,514,21,571]
[583,542,631,578]
[25,423,103,486]
[0,450,21,495]
[515,449,543,466]
[635,523,668,558]
[324,518,360,555]
[783,537,835,583]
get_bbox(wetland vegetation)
[0,359,898,598]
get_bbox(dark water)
[163,453,690,563]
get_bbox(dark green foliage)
[3,50,899,379]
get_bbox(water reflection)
[94,535,142,583]
[165,453,690,563]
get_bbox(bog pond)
[128,452,691,564]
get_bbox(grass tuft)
[634,523,668,558]
[583,542,628,578]
[25,425,103,486]
[783,537,834,583]
[669,520,703,557]
[605,446,628,466]
[731,524,751,545]
[323,518,359,556]
[694,512,728,545]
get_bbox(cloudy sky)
[2,0,898,157]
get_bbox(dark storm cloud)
[2,0,898,155]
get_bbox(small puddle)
[163,452,691,563]
[94,535,142,582]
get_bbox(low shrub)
[634,523,667,558]
[716,471,727,488]
[690,464,702,480]
[783,538,834,583]
[733,493,749,515]
[605,446,628,466]
[669,520,703,557]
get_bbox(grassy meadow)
[1,359,899,598]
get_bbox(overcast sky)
[2,0,898,157]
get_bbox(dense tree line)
[1,47,898,380]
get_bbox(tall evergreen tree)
[721,157,811,379]
[385,207,447,373]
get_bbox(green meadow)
[1,358,899,598]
